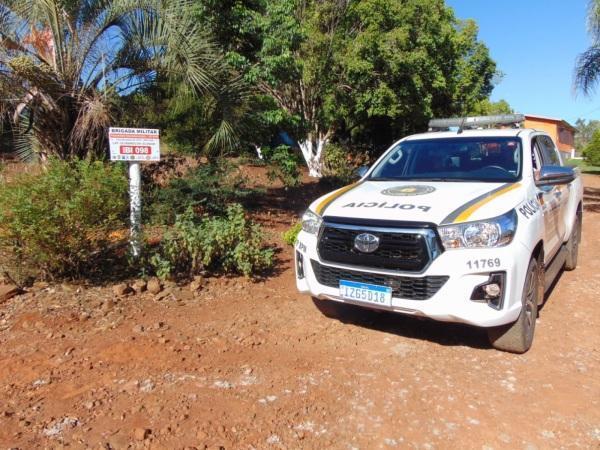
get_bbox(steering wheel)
[481,165,511,174]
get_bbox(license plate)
[339,280,392,307]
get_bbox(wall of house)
[524,118,575,152]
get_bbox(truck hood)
[311,180,523,225]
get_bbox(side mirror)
[355,165,369,179]
[536,165,575,186]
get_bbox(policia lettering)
[343,202,431,212]
[518,199,540,219]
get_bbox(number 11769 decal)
[467,258,501,270]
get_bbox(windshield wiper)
[415,178,476,182]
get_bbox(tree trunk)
[299,134,329,178]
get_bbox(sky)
[446,0,599,124]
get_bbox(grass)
[565,158,600,174]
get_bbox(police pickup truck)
[295,114,583,353]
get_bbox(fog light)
[471,272,506,310]
[482,283,501,298]
[296,251,305,279]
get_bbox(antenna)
[457,117,467,134]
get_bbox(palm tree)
[0,0,227,160]
[576,0,600,95]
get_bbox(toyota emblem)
[354,233,380,253]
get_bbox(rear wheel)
[487,257,540,353]
[564,214,581,271]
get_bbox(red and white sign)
[109,128,160,161]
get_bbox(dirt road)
[0,175,599,449]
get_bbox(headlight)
[438,209,517,250]
[301,209,323,235]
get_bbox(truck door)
[531,136,561,262]
[539,136,569,244]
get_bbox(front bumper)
[295,230,530,328]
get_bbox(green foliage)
[263,145,302,187]
[120,87,204,155]
[0,159,128,281]
[566,157,600,173]
[0,0,237,160]
[583,129,600,166]
[469,99,513,116]
[150,204,274,279]
[191,0,264,70]
[249,0,500,170]
[250,0,343,167]
[282,222,302,246]
[322,143,356,185]
[336,0,498,149]
[575,118,600,151]
[146,160,262,225]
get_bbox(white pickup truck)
[295,114,583,353]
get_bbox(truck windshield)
[369,137,522,182]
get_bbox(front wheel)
[564,214,581,271]
[487,257,540,353]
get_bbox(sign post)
[108,127,160,258]
[129,161,142,257]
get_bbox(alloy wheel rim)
[524,267,537,333]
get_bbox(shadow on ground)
[250,179,344,217]
[312,298,490,350]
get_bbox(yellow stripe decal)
[453,183,521,223]
[315,182,361,215]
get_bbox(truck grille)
[311,260,448,300]
[317,222,439,271]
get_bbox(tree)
[251,0,499,176]
[0,0,227,160]
[575,0,600,94]
[583,128,600,165]
[574,118,600,151]
[191,0,265,69]
[469,99,512,116]
[335,0,498,151]
[250,0,346,176]
[118,0,275,157]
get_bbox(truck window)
[531,138,543,170]
[539,136,561,166]
[369,137,522,183]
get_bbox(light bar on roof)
[428,114,525,129]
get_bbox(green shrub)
[150,204,274,279]
[146,160,262,225]
[282,222,302,246]
[263,145,301,187]
[583,129,600,166]
[0,159,128,281]
[322,143,356,185]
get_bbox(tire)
[564,213,581,271]
[487,257,540,353]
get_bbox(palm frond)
[575,45,600,96]
[1,0,233,160]
[70,92,113,152]
[12,110,40,162]
[204,118,239,156]
[588,0,600,42]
